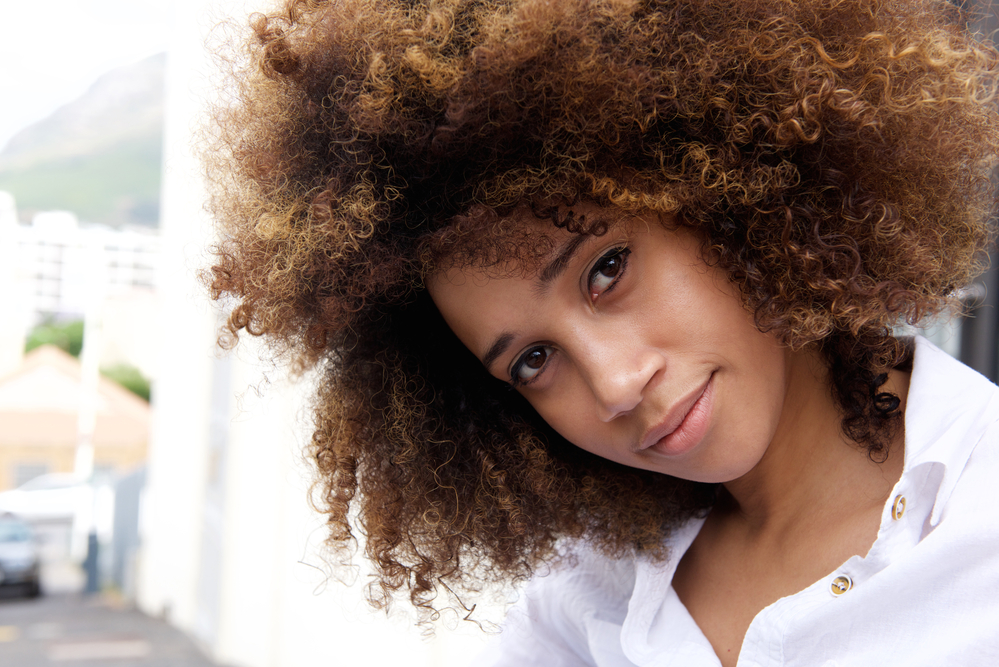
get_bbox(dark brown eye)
[512,345,555,384]
[600,255,622,277]
[525,348,548,369]
[588,247,630,296]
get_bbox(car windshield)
[0,521,31,542]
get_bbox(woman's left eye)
[510,345,555,386]
[588,247,631,298]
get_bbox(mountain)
[0,53,165,228]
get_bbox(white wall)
[136,1,499,664]
[0,191,28,379]
[134,0,219,635]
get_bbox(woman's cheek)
[527,376,600,450]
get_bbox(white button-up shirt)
[478,336,999,666]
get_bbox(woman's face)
[429,210,791,483]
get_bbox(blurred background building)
[0,344,149,491]
[0,0,994,666]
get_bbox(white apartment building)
[0,194,162,381]
[10,207,159,320]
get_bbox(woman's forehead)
[425,218,594,359]
[427,260,529,365]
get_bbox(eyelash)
[508,245,631,387]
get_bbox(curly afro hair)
[206,0,999,620]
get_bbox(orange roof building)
[0,345,149,490]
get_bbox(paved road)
[0,588,229,667]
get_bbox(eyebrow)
[482,332,515,371]
[538,234,588,286]
[480,235,588,373]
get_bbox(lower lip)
[650,375,715,457]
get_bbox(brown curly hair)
[206,0,999,620]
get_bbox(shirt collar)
[903,335,999,525]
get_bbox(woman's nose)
[580,338,664,422]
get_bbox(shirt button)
[892,495,906,520]
[830,575,853,596]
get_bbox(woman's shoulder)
[522,541,640,617]
[472,544,639,667]
[476,521,705,667]
[520,518,706,626]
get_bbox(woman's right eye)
[510,345,554,386]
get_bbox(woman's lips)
[640,374,715,457]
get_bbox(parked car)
[0,473,92,523]
[0,474,115,565]
[0,513,41,597]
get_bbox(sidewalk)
[0,590,230,667]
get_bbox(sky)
[0,0,172,151]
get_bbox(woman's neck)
[719,348,909,537]
[673,350,910,667]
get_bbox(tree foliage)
[24,318,151,402]
[25,318,84,357]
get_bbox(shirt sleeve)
[469,549,637,667]
[471,579,596,667]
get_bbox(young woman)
[207,0,999,664]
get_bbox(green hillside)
[0,135,161,226]
[0,54,164,228]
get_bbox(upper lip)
[638,374,713,451]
